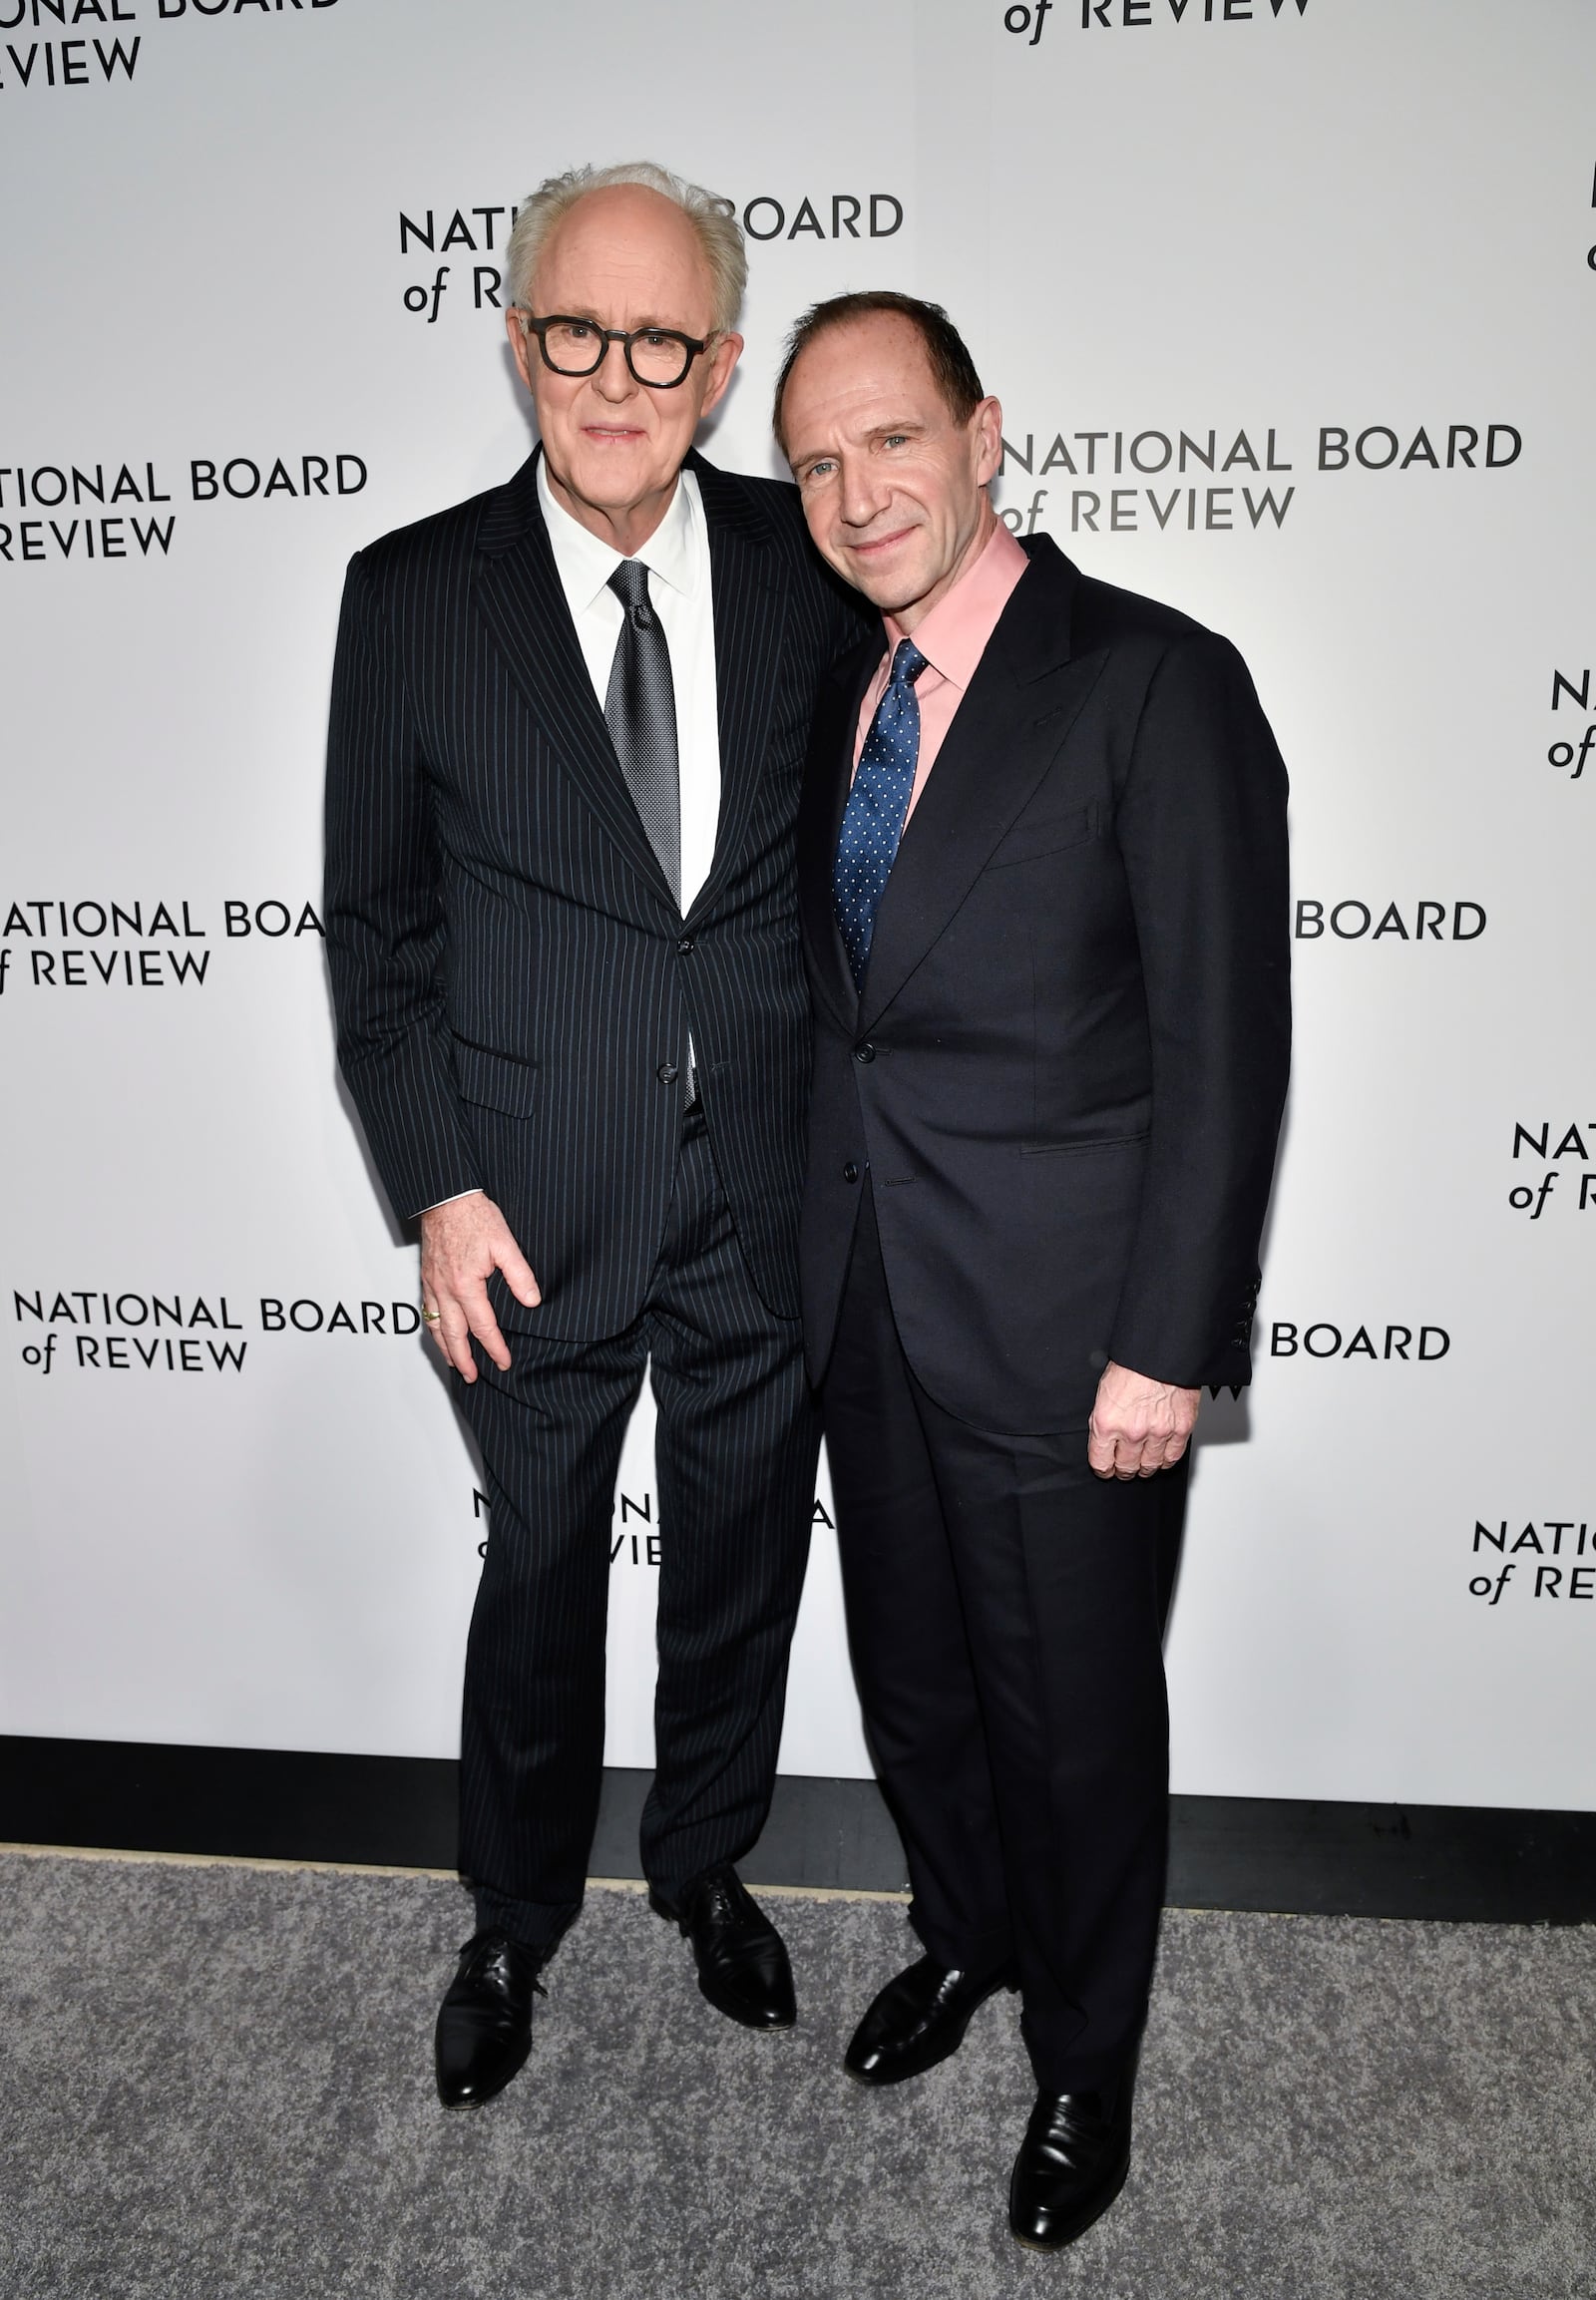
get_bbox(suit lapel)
[859,539,1106,1031]
[689,454,785,924]
[798,635,884,1030]
[473,449,677,909]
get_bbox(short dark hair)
[772,290,986,453]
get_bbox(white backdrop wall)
[2,0,1591,1809]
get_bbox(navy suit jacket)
[797,534,1292,1433]
[325,448,864,1342]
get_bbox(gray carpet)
[2,1853,1592,2299]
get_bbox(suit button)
[656,1062,679,1085]
[676,935,695,956]
[843,1161,860,1184]
[854,1041,875,1064]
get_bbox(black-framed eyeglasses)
[516,312,713,390]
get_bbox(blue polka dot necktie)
[834,638,928,989]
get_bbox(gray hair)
[505,162,747,336]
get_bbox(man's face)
[781,314,1002,628]
[507,184,742,545]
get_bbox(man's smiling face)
[507,183,741,550]
[780,312,1002,631]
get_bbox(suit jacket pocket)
[1019,1129,1150,1158]
[453,1041,539,1117]
[984,805,1093,871]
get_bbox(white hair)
[505,161,747,336]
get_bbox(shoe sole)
[1008,2148,1131,2253]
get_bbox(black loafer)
[844,1954,1016,2086]
[434,1929,546,2109]
[1007,2070,1135,2251]
[651,1865,796,2030]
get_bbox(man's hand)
[419,1191,541,1382]
[1087,1360,1200,1480]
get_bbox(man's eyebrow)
[546,310,694,331]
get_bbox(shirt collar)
[537,454,702,617]
[882,517,1028,691]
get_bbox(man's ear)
[699,331,745,421]
[972,395,1004,488]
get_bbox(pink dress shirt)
[851,519,1029,820]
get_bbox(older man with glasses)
[324,162,863,2110]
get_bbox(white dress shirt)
[537,456,722,915]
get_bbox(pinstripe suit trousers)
[454,1109,819,1950]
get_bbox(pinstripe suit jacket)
[325,447,863,1342]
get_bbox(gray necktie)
[604,560,681,908]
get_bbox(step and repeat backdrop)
[2,0,1591,1812]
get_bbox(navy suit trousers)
[822,1183,1186,2093]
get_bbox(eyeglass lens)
[540,320,694,387]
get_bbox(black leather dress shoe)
[1007,2071,1135,2251]
[650,1866,796,2030]
[844,1955,1016,2086]
[434,1929,546,2109]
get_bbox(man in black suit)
[325,164,859,2109]
[775,293,1290,2250]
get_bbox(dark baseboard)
[1165,1795,1596,1925]
[1,1736,462,1875]
[2,1736,1592,1924]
